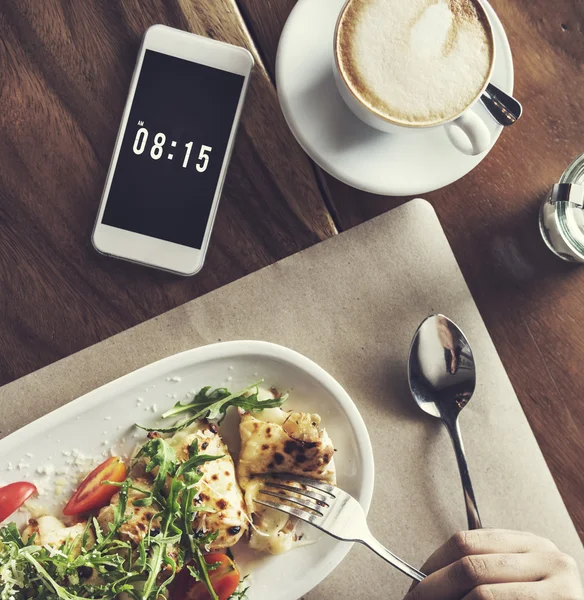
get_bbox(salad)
[0,381,336,600]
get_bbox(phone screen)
[102,50,245,250]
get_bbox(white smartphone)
[92,25,254,276]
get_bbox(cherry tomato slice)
[63,456,126,516]
[0,482,37,522]
[171,553,241,600]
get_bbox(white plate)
[276,0,515,196]
[0,341,374,600]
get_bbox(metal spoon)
[408,314,482,530]
[480,83,523,127]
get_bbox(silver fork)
[256,473,426,582]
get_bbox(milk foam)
[337,0,494,126]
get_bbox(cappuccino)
[336,0,494,127]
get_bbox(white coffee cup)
[333,0,496,156]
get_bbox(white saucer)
[276,0,515,196]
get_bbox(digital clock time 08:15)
[132,124,212,172]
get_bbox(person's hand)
[404,529,584,600]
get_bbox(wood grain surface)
[0,0,583,551]
[237,0,584,542]
[0,0,335,384]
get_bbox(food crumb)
[36,465,55,476]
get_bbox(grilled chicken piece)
[97,478,160,545]
[97,477,179,573]
[22,515,94,556]
[237,407,336,554]
[167,420,247,549]
[238,408,336,484]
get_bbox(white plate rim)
[0,340,375,599]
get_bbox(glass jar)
[539,153,584,263]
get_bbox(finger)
[420,530,559,575]
[461,582,548,599]
[463,573,584,600]
[404,553,555,600]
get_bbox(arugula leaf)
[21,552,87,600]
[231,390,289,413]
[192,541,219,600]
[178,452,224,480]
[138,381,287,434]
[132,437,179,504]
[163,386,232,419]
[97,478,131,548]
[0,522,24,548]
[229,575,251,600]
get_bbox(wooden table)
[1,0,582,543]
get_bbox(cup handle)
[445,110,491,156]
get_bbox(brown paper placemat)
[1,199,582,597]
